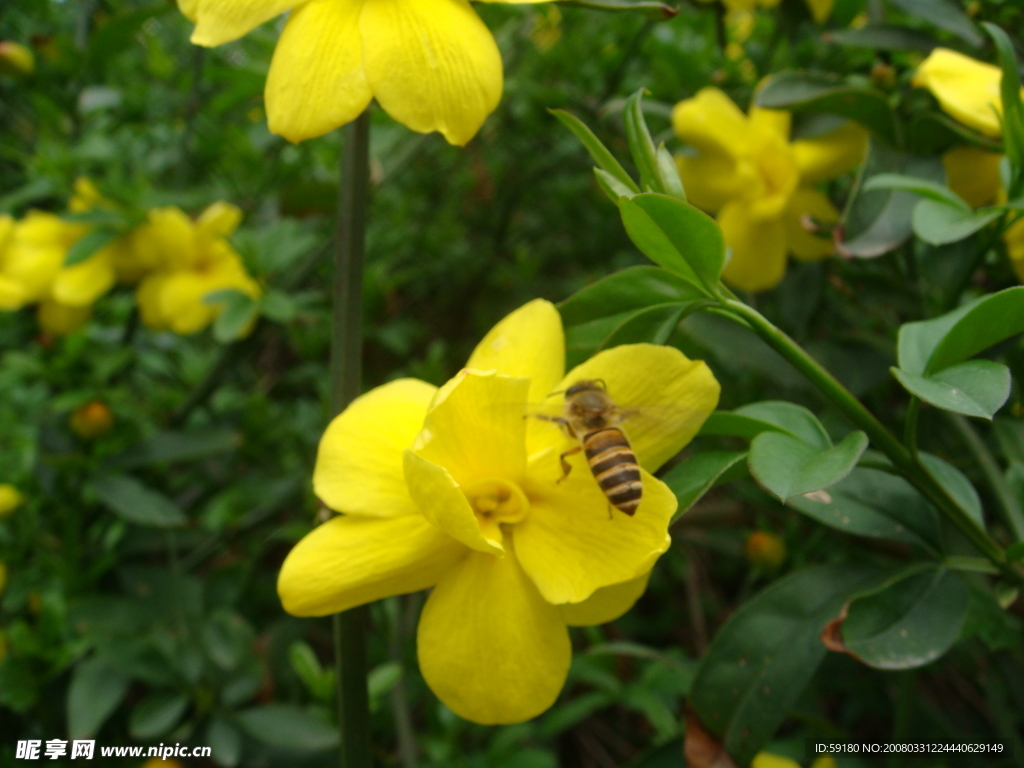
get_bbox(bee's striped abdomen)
[583,427,642,516]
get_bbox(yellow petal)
[912,48,1012,138]
[155,272,218,334]
[517,460,675,604]
[51,249,116,307]
[278,513,465,616]
[314,378,437,517]
[140,207,198,271]
[792,121,868,184]
[803,0,833,22]
[191,0,299,47]
[1005,217,1024,281]
[265,0,373,143]
[785,186,838,261]
[559,571,650,626]
[0,484,22,517]
[3,213,69,302]
[417,546,570,724]
[465,299,565,407]
[550,344,720,473]
[414,370,529,487]
[942,146,1004,209]
[745,125,800,220]
[177,0,199,21]
[360,0,502,146]
[403,450,504,554]
[749,107,791,141]
[674,151,747,214]
[38,300,91,336]
[719,199,789,292]
[197,201,243,239]
[672,87,750,161]
[0,275,29,311]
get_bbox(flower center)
[463,477,530,526]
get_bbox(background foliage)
[2,1,1024,767]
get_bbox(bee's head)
[564,379,606,398]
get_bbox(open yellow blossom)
[134,202,260,335]
[0,485,22,517]
[176,0,554,146]
[913,49,1024,139]
[672,87,867,292]
[278,299,719,723]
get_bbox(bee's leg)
[557,445,582,483]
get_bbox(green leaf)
[235,704,340,752]
[732,401,831,449]
[689,563,891,766]
[787,467,941,550]
[749,430,868,502]
[67,657,131,739]
[202,611,255,671]
[619,193,725,293]
[911,200,1002,246]
[755,71,898,144]
[920,452,984,529]
[555,0,677,20]
[888,0,983,46]
[837,566,971,669]
[106,429,240,468]
[93,474,187,528]
[897,287,1024,376]
[129,693,190,739]
[984,23,1024,197]
[863,173,969,210]
[207,718,242,768]
[823,24,938,52]
[261,289,297,323]
[549,108,639,194]
[655,144,686,201]
[892,361,1011,419]
[662,450,748,520]
[624,90,662,193]
[559,266,705,326]
[598,303,688,350]
[65,229,119,267]
[594,168,637,203]
[907,112,1002,156]
[209,290,259,343]
[1007,542,1024,562]
[368,661,403,707]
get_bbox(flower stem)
[720,299,1022,585]
[330,111,372,768]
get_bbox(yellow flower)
[178,0,549,146]
[672,87,866,292]
[0,485,22,517]
[134,202,261,335]
[0,41,35,77]
[278,300,720,723]
[69,401,115,440]
[913,48,1024,138]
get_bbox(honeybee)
[537,379,642,516]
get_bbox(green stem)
[721,300,1020,583]
[904,397,921,461]
[947,413,1024,542]
[330,111,372,768]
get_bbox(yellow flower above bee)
[278,299,720,723]
[177,0,559,146]
[672,87,867,292]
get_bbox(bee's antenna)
[594,378,607,390]
[547,389,566,397]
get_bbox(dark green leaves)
[889,0,983,47]
[129,692,190,739]
[892,362,1011,419]
[235,704,340,752]
[749,430,868,502]
[984,22,1024,197]
[93,474,187,528]
[662,451,747,520]
[205,289,259,343]
[755,71,898,144]
[554,0,677,20]
[825,566,971,669]
[107,429,241,468]
[624,90,686,199]
[67,656,131,738]
[689,563,889,766]
[619,193,725,295]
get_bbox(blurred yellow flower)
[134,202,260,335]
[69,401,115,440]
[753,753,837,768]
[694,0,833,23]
[0,41,35,77]
[0,485,22,517]
[177,0,551,146]
[672,87,866,291]
[913,48,1024,138]
[278,300,719,723]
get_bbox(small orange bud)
[0,41,35,77]
[745,531,787,571]
[0,484,22,517]
[69,401,114,440]
[870,62,896,90]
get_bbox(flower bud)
[0,484,22,517]
[0,41,35,77]
[69,401,114,440]
[745,530,787,571]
